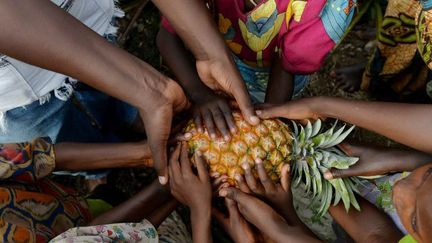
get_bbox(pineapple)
[184,112,361,217]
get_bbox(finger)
[143,108,172,185]
[219,102,237,134]
[169,143,182,182]
[280,164,291,192]
[255,105,288,120]
[195,151,210,182]
[235,174,252,193]
[219,187,249,205]
[324,167,363,180]
[255,159,276,192]
[180,142,193,176]
[174,132,192,142]
[242,162,263,194]
[231,85,260,126]
[254,103,275,110]
[211,107,231,140]
[212,175,228,189]
[225,198,240,218]
[194,113,204,133]
[202,109,217,139]
[228,100,240,109]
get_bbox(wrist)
[311,96,335,119]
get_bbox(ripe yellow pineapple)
[184,112,362,217]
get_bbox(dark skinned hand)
[193,91,236,140]
[168,142,212,213]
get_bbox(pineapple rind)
[184,113,360,217]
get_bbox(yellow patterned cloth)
[0,139,91,242]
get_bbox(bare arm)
[329,197,403,243]
[54,142,153,171]
[152,0,257,125]
[258,97,432,154]
[265,58,294,104]
[90,180,175,227]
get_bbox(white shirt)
[0,0,123,112]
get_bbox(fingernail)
[230,128,237,134]
[235,174,242,181]
[255,158,263,164]
[211,172,220,177]
[324,171,333,180]
[219,190,228,197]
[256,110,262,115]
[224,135,230,141]
[198,128,203,133]
[241,163,249,170]
[211,134,216,139]
[185,133,192,139]
[196,150,202,156]
[250,116,260,124]
[158,176,167,185]
[286,164,290,172]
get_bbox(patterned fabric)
[51,212,192,243]
[50,220,159,243]
[361,0,431,99]
[0,139,91,242]
[162,0,356,73]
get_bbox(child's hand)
[256,97,324,122]
[237,161,295,222]
[212,198,263,243]
[168,142,212,214]
[193,92,236,140]
[218,187,288,240]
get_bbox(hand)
[212,198,262,243]
[218,187,288,240]
[324,143,432,179]
[256,97,324,122]
[196,55,259,126]
[139,78,189,185]
[193,92,236,140]
[168,142,212,213]
[236,161,294,221]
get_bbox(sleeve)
[161,16,177,35]
[416,1,432,70]
[0,138,55,183]
[279,0,355,74]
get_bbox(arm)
[257,97,432,154]
[90,180,175,226]
[152,0,257,125]
[54,142,153,171]
[168,143,213,243]
[265,58,294,103]
[0,0,188,184]
[329,197,403,243]
[157,27,236,138]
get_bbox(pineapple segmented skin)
[184,112,361,218]
[185,113,292,186]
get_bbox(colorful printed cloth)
[51,212,192,243]
[361,0,432,101]
[0,139,91,242]
[162,0,356,73]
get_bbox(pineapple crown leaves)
[290,120,361,218]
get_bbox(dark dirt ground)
[53,2,407,242]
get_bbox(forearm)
[265,59,294,103]
[54,142,153,171]
[152,0,226,60]
[191,208,212,243]
[273,224,320,243]
[0,0,167,110]
[316,97,432,153]
[90,180,172,225]
[329,197,403,243]
[157,28,213,100]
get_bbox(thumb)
[280,164,291,191]
[219,187,248,205]
[142,107,173,185]
[324,167,361,180]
